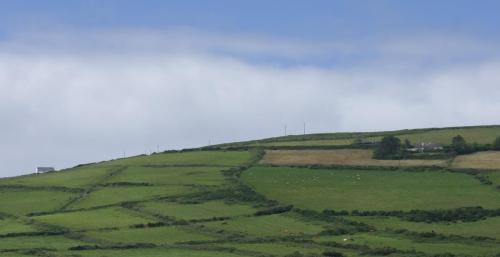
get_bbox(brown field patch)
[451,151,500,170]
[260,149,447,167]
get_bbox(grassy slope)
[0,126,500,256]
[218,125,500,147]
[242,166,500,211]
[261,149,448,167]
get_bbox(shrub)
[322,251,345,257]
[493,136,500,150]
[373,136,401,159]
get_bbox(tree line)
[373,134,500,159]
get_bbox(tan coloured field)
[451,151,500,170]
[261,149,448,167]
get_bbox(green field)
[107,166,227,186]
[0,166,112,189]
[34,207,154,230]
[349,216,500,239]
[139,200,257,220]
[222,125,500,147]
[70,185,194,209]
[316,233,500,256]
[242,166,500,211]
[54,248,247,257]
[86,225,214,244]
[101,150,256,167]
[0,217,37,235]
[1,128,500,256]
[0,189,77,215]
[0,235,83,250]
[199,214,324,237]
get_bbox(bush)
[373,136,402,159]
[322,251,345,257]
[493,136,500,150]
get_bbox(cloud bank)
[1,29,500,177]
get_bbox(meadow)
[222,125,500,148]
[261,149,448,167]
[0,127,500,256]
[452,151,500,170]
[242,166,500,211]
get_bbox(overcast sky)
[1,0,500,177]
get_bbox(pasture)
[242,166,500,211]
[34,207,154,230]
[107,166,227,186]
[0,235,83,250]
[261,149,448,167]
[138,200,257,220]
[199,214,324,237]
[349,216,500,239]
[70,185,194,209]
[0,166,112,189]
[452,151,500,170]
[0,134,500,256]
[55,248,246,257]
[0,189,77,215]
[226,125,500,148]
[85,226,214,244]
[101,150,256,167]
[0,217,37,235]
[316,233,500,256]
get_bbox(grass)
[101,150,256,167]
[316,233,500,256]
[489,172,500,185]
[452,151,500,170]
[0,217,37,235]
[139,200,257,220]
[395,126,500,145]
[0,166,111,189]
[224,125,500,147]
[220,242,328,256]
[2,126,500,256]
[261,149,448,167]
[107,166,227,186]
[0,189,77,215]
[86,226,214,244]
[242,166,500,211]
[71,186,194,209]
[34,207,154,230]
[199,214,324,237]
[249,139,353,147]
[0,235,83,250]
[54,248,246,257]
[349,216,500,239]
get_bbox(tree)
[493,136,500,150]
[374,135,401,159]
[403,139,413,149]
[451,135,467,154]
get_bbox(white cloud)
[1,29,500,177]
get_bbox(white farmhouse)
[36,167,55,174]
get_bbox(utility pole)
[284,125,287,136]
[157,144,160,153]
[303,122,306,135]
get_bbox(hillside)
[0,125,500,257]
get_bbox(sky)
[1,0,500,177]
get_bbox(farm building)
[353,139,381,146]
[36,167,55,174]
[407,142,443,152]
